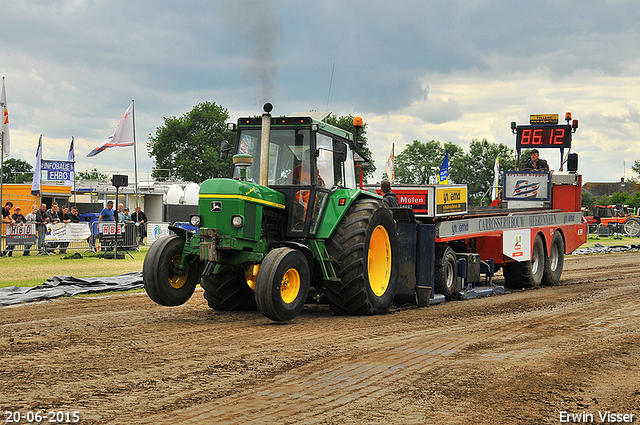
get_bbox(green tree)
[632,160,640,179]
[581,191,596,208]
[394,140,460,184]
[77,168,109,181]
[148,102,234,183]
[1,158,33,183]
[324,114,376,182]
[609,192,632,206]
[450,139,514,206]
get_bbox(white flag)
[31,135,42,195]
[1,77,10,158]
[491,156,500,201]
[384,144,394,183]
[66,137,75,191]
[87,102,134,157]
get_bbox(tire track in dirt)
[135,276,640,424]
[2,253,640,424]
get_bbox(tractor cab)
[225,109,359,238]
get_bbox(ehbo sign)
[41,160,74,181]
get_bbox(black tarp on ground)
[0,272,143,306]
[570,243,640,255]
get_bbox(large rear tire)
[255,247,310,322]
[503,234,545,289]
[143,235,199,306]
[325,198,399,316]
[542,232,564,286]
[201,266,257,311]
[623,217,640,237]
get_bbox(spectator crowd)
[1,201,148,256]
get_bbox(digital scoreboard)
[512,113,578,149]
[515,125,572,149]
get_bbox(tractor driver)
[523,149,550,171]
[290,148,325,187]
[289,149,326,229]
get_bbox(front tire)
[325,198,399,315]
[201,266,257,311]
[503,234,545,289]
[255,248,310,322]
[542,232,564,286]
[143,235,199,306]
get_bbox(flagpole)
[72,137,76,207]
[132,100,140,211]
[0,76,6,212]
[391,143,394,184]
[1,131,4,204]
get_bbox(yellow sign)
[436,186,468,216]
[530,114,559,124]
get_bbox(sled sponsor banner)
[503,229,531,261]
[435,185,467,216]
[437,211,583,238]
[45,223,92,242]
[7,223,37,245]
[503,171,550,201]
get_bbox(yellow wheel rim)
[244,264,259,291]
[169,255,188,289]
[368,225,392,297]
[281,268,301,304]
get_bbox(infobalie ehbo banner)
[41,160,74,181]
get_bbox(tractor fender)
[280,241,314,268]
[168,225,188,238]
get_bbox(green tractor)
[143,103,400,321]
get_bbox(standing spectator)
[98,201,115,222]
[58,205,70,254]
[131,206,148,244]
[45,202,61,254]
[11,207,31,256]
[24,205,38,256]
[1,202,16,257]
[65,206,81,223]
[35,203,49,254]
[98,201,115,250]
[380,180,400,208]
[122,207,133,223]
[117,203,125,222]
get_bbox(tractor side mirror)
[220,140,232,161]
[334,141,348,163]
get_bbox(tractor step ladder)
[308,240,341,282]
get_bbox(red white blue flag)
[87,102,134,157]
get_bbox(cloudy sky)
[2,0,640,185]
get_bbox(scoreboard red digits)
[516,125,571,148]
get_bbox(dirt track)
[2,252,640,424]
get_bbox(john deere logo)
[211,201,222,212]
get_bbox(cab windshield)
[233,128,319,186]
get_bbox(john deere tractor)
[143,103,400,321]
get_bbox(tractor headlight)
[190,214,202,227]
[232,215,244,228]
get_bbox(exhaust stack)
[259,103,273,186]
